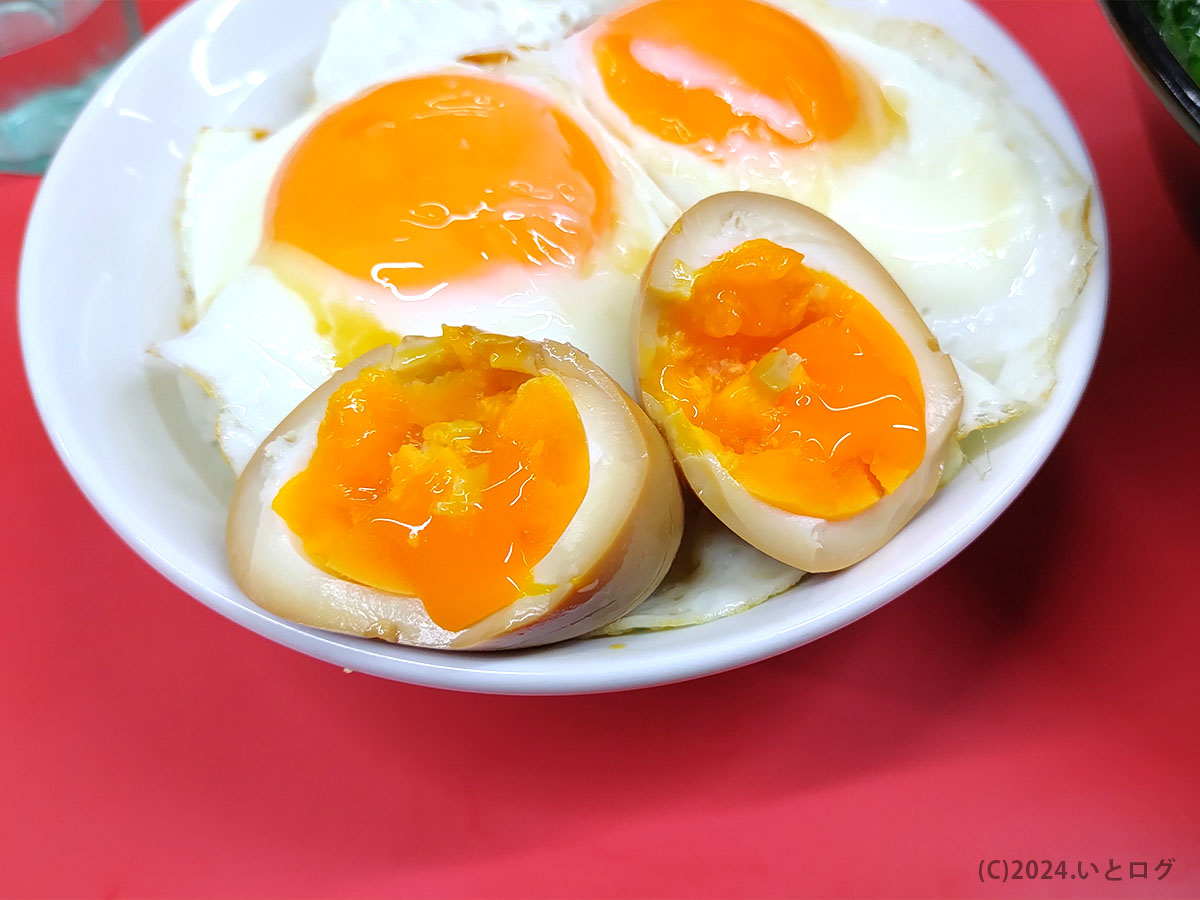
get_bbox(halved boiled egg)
[637,192,963,572]
[228,326,683,650]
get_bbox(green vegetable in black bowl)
[1101,0,1200,144]
[1148,0,1200,85]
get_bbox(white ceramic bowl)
[19,0,1108,694]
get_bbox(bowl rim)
[18,0,1110,694]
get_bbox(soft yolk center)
[272,330,591,632]
[266,74,613,294]
[648,239,925,520]
[592,0,858,155]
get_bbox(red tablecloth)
[3,2,1198,897]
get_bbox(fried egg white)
[542,0,1095,434]
[312,0,607,104]
[597,501,803,634]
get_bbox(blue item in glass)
[0,0,141,174]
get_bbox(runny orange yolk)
[593,0,858,154]
[265,74,613,294]
[649,239,925,520]
[272,332,591,633]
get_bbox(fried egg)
[162,63,676,474]
[545,0,1095,433]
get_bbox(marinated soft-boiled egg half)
[548,0,1094,434]
[229,327,684,650]
[161,65,676,473]
[638,193,963,572]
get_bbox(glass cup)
[0,0,140,174]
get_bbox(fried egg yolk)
[648,239,925,520]
[265,74,614,300]
[592,0,859,155]
[273,329,591,632]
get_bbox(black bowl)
[1101,0,1200,143]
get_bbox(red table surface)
[3,1,1199,897]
